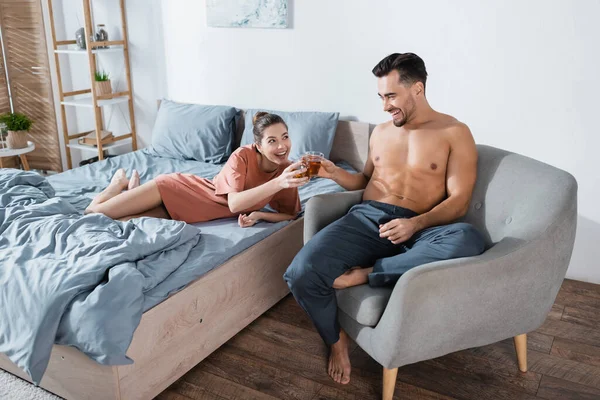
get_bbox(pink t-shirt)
[155,144,301,223]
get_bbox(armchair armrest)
[366,205,577,369]
[303,190,364,244]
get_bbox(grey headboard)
[157,100,371,172]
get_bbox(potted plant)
[0,112,33,149]
[94,70,112,96]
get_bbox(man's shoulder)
[434,114,471,138]
[434,116,476,154]
[432,113,462,128]
[371,120,394,136]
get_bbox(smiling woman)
[84,112,309,226]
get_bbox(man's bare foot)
[128,169,140,190]
[328,329,351,384]
[333,267,374,289]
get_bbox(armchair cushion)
[336,286,392,327]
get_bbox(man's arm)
[412,124,477,231]
[329,155,373,191]
[318,127,376,191]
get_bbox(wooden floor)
[157,279,600,400]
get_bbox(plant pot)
[7,130,28,149]
[94,80,112,96]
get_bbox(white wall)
[42,0,166,167]
[160,0,600,283]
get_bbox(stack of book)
[78,130,113,147]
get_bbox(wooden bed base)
[0,119,371,400]
[1,219,303,400]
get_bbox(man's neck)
[403,102,436,130]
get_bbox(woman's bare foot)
[85,169,129,213]
[328,329,351,384]
[333,267,374,289]
[128,169,140,190]
[110,168,128,186]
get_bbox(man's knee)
[284,247,322,293]
[443,223,486,258]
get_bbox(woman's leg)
[87,168,130,210]
[118,205,170,221]
[128,169,140,190]
[85,179,164,220]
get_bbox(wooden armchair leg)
[513,333,527,372]
[383,367,398,400]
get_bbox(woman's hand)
[277,161,310,189]
[238,212,259,228]
[317,158,338,179]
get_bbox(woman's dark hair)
[372,53,428,91]
[252,112,288,144]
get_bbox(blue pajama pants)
[283,200,486,345]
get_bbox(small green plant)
[0,112,33,131]
[94,70,110,81]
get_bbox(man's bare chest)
[371,135,450,175]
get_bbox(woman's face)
[257,123,292,166]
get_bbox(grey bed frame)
[0,112,371,400]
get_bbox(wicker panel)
[0,15,17,168]
[0,37,9,115]
[0,0,62,172]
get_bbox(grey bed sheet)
[48,148,356,311]
[1,169,201,384]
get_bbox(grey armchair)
[304,144,578,399]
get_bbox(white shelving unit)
[48,0,138,169]
[60,94,130,108]
[66,137,131,152]
[54,46,124,55]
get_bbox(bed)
[0,111,371,400]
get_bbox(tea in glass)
[304,151,324,177]
[293,162,308,179]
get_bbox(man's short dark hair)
[372,53,428,90]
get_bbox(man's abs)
[363,173,446,214]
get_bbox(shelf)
[67,137,132,152]
[48,0,138,170]
[54,46,124,55]
[0,141,35,157]
[61,94,130,108]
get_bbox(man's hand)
[379,218,419,244]
[317,158,338,179]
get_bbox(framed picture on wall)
[206,0,288,28]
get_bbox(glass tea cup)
[293,158,309,179]
[303,151,324,178]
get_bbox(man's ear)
[414,81,425,96]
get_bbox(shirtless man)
[283,53,486,385]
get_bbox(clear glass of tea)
[293,161,309,178]
[304,151,324,178]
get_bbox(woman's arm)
[238,211,296,227]
[229,179,280,214]
[228,161,307,213]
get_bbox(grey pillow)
[151,99,239,163]
[241,108,339,160]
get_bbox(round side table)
[0,141,36,170]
